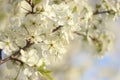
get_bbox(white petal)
[29,49,37,56]
[24,68,32,77]
[0,42,5,49]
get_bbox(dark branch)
[79,10,115,21]
[13,40,33,57]
[73,31,86,37]
[52,25,63,33]
[0,56,24,65]
[10,56,24,65]
[93,10,115,15]
[0,40,34,65]
[0,56,10,65]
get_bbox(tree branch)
[73,31,86,37]
[0,56,10,65]
[74,31,100,42]
[52,25,63,33]
[10,56,24,65]
[0,56,24,65]
[0,40,34,65]
[93,10,115,15]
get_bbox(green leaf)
[96,4,101,9]
[53,0,59,4]
[34,0,42,5]
[42,72,53,80]
[96,42,103,52]
[37,62,53,80]
[72,6,77,13]
[36,6,44,13]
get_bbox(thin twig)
[93,10,114,15]
[0,57,10,65]
[73,31,86,37]
[52,25,63,33]
[0,40,34,65]
[10,56,24,65]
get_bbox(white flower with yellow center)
[20,49,39,66]
[0,38,19,55]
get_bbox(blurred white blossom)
[20,49,39,66]
[0,0,119,80]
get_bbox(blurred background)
[51,18,120,80]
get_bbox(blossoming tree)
[0,0,119,80]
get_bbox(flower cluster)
[0,0,119,80]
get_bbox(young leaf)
[72,6,77,13]
[37,62,53,80]
[34,0,42,5]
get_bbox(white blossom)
[0,38,19,55]
[20,49,39,66]
[23,68,32,77]
[0,0,118,80]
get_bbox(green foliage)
[72,6,77,13]
[96,4,101,9]
[96,42,103,53]
[33,0,42,5]
[37,62,53,80]
[53,0,59,4]
[36,6,44,13]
